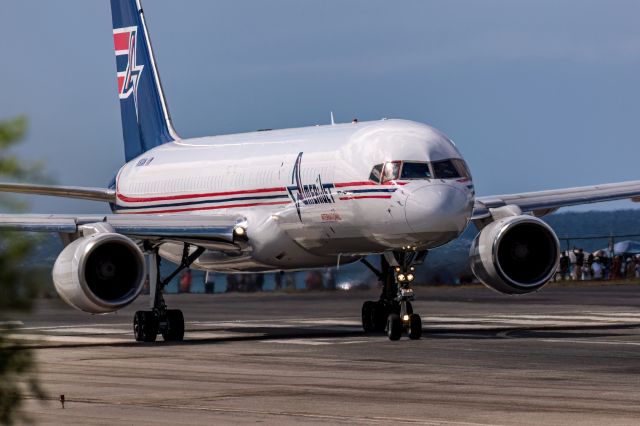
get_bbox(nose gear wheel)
[360,251,426,340]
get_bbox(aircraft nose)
[404,183,472,234]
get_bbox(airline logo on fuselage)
[287,152,335,220]
[114,26,144,117]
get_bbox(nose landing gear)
[361,250,427,341]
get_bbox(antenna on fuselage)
[330,111,336,125]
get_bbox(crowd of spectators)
[172,269,338,293]
[555,248,640,281]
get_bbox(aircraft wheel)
[162,309,185,341]
[134,310,158,342]
[386,313,402,341]
[408,313,422,340]
[134,311,144,341]
[372,301,387,332]
[362,301,375,332]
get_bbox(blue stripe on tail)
[110,0,178,162]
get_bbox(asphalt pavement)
[7,282,640,425]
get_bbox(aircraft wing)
[472,180,640,220]
[0,213,245,251]
[0,182,116,202]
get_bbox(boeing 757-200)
[1,0,639,341]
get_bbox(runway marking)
[539,339,640,347]
[0,321,23,327]
[44,327,133,335]
[266,338,371,346]
[7,333,127,345]
[7,311,640,347]
[16,323,131,331]
[489,314,640,322]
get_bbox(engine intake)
[53,233,146,313]
[470,215,559,294]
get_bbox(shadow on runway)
[20,321,640,350]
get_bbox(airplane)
[2,0,640,342]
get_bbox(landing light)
[233,226,247,238]
[403,314,410,321]
[395,267,401,273]
[397,274,406,282]
[407,274,415,282]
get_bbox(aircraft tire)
[386,313,402,341]
[372,301,387,332]
[162,309,185,341]
[408,313,422,340]
[134,311,158,342]
[362,301,375,332]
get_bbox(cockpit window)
[382,161,401,182]
[401,162,432,179]
[431,160,461,179]
[369,158,470,183]
[451,159,471,179]
[369,164,383,183]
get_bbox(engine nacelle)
[53,233,146,313]
[470,215,559,295]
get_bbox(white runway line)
[0,321,23,327]
[7,333,128,345]
[540,339,640,347]
[9,311,640,347]
[266,338,372,346]
[44,327,133,335]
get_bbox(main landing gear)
[133,244,204,343]
[360,250,427,341]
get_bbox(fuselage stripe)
[116,181,405,205]
[116,186,288,203]
[115,194,289,210]
[339,195,392,200]
[117,200,291,215]
[333,181,376,188]
[349,188,397,194]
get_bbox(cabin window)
[382,161,401,182]
[401,162,432,179]
[431,159,461,179]
[369,164,383,183]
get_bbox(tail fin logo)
[113,26,144,118]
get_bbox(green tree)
[0,116,45,425]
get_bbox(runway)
[8,282,640,425]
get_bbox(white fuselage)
[114,119,475,272]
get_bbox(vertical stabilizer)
[110,0,179,162]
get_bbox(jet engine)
[52,232,146,313]
[470,215,559,295]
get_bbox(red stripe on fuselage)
[334,181,407,187]
[116,186,288,203]
[116,181,406,204]
[117,200,291,215]
[334,181,377,188]
[339,195,392,200]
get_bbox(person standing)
[179,269,192,293]
[204,271,215,294]
[611,256,622,280]
[592,258,603,280]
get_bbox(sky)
[1,0,639,213]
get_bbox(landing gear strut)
[133,244,204,342]
[361,250,427,341]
